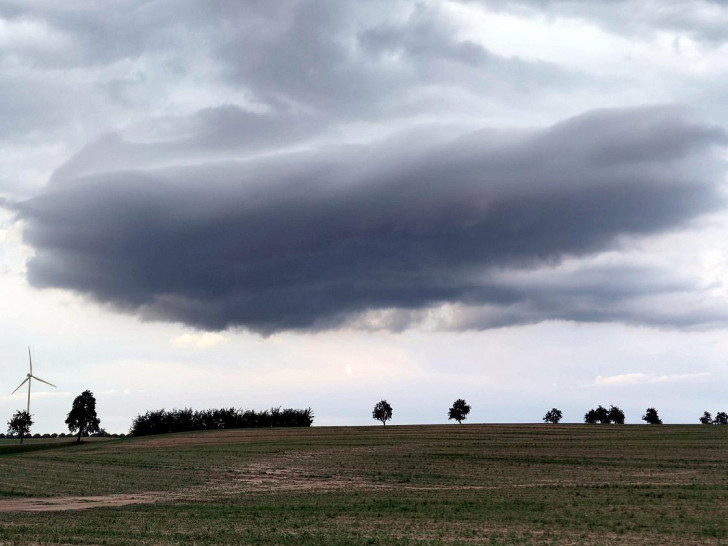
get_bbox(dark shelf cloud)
[18,106,727,333]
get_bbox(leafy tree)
[448,399,471,424]
[584,405,610,424]
[608,405,625,425]
[584,404,625,424]
[543,408,563,424]
[714,411,728,425]
[372,400,393,426]
[595,405,610,423]
[65,390,101,443]
[642,407,662,425]
[7,410,33,444]
[699,411,713,424]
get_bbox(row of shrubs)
[129,406,314,436]
[0,431,125,439]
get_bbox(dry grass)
[0,424,727,544]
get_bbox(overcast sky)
[2,0,728,433]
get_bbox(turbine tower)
[11,347,56,414]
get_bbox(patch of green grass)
[0,440,78,456]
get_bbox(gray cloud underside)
[18,106,727,333]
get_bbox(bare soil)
[0,493,164,512]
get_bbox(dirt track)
[0,493,166,512]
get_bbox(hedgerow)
[129,406,313,436]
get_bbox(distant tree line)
[366,401,728,426]
[367,400,707,426]
[8,392,728,439]
[129,406,314,436]
[0,431,124,440]
[699,411,728,424]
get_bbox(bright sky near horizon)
[1,0,728,433]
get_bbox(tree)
[448,399,471,424]
[608,405,625,425]
[595,405,610,423]
[642,407,662,425]
[584,405,610,424]
[699,411,713,424]
[584,404,625,424]
[543,408,563,424]
[372,400,392,426]
[714,411,728,425]
[7,410,33,444]
[65,390,101,443]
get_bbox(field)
[0,425,727,545]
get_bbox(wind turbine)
[11,347,56,414]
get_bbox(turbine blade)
[11,377,29,395]
[30,375,56,388]
[28,347,32,375]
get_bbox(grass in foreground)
[0,424,727,544]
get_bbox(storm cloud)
[18,106,727,333]
[0,0,590,199]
